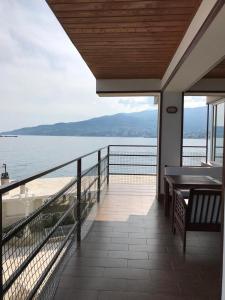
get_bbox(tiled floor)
[54,182,221,300]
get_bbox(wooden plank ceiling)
[204,58,225,78]
[47,0,202,79]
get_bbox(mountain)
[2,107,208,138]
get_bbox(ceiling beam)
[96,79,161,96]
[162,0,225,92]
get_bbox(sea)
[0,135,206,181]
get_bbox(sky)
[0,0,206,131]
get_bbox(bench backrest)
[187,189,222,228]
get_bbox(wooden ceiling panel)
[205,58,225,78]
[47,0,202,79]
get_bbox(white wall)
[159,92,183,193]
[96,79,160,94]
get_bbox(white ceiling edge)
[96,79,161,95]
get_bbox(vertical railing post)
[107,146,110,185]
[77,158,81,243]
[97,150,101,202]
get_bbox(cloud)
[0,0,153,131]
[184,96,206,108]
[0,1,207,131]
[118,97,157,112]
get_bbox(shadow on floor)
[54,182,221,300]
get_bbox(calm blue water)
[0,136,205,180]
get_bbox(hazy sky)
[0,0,205,131]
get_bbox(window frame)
[209,100,225,165]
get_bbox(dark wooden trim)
[158,193,164,202]
[162,0,225,91]
[96,90,161,95]
[180,92,184,166]
[187,224,221,231]
[186,90,225,94]
[157,92,163,198]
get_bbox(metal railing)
[1,146,108,300]
[182,145,207,166]
[1,144,157,300]
[109,145,157,176]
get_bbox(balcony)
[1,0,225,299]
[1,145,221,300]
[54,182,220,300]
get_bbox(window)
[213,102,224,164]
[182,96,208,166]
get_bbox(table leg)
[171,188,175,229]
[164,178,170,217]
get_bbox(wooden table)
[164,175,222,217]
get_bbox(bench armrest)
[174,189,188,208]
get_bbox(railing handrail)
[0,145,108,194]
[0,144,158,194]
[109,144,157,147]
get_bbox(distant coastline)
[0,133,207,139]
[0,135,18,138]
[1,107,211,139]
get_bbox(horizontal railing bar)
[0,146,108,194]
[3,203,77,294]
[27,222,77,300]
[79,154,107,178]
[110,154,156,157]
[109,144,157,147]
[109,173,156,176]
[183,145,206,148]
[109,163,156,166]
[182,156,206,158]
[2,178,77,245]
[0,144,158,194]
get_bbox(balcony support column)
[158,91,184,196]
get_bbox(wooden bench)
[173,188,222,253]
[164,166,222,217]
